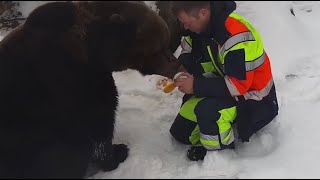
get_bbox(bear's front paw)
[113,144,129,164]
[98,144,129,172]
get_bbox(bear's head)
[82,1,181,79]
[19,1,181,79]
[126,5,181,79]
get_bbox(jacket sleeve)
[223,48,254,96]
[193,49,254,97]
[193,76,232,97]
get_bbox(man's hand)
[174,72,194,94]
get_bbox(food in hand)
[156,72,187,93]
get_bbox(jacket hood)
[203,1,237,44]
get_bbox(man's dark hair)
[171,1,210,17]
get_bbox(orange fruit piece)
[163,81,177,93]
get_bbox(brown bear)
[0,1,180,178]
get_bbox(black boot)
[187,142,236,161]
[187,146,207,161]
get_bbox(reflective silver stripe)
[181,38,192,54]
[221,52,265,72]
[203,144,221,150]
[200,133,219,141]
[245,52,265,71]
[243,78,274,101]
[225,76,274,101]
[220,32,255,55]
[200,133,221,150]
[220,129,234,145]
[224,75,241,96]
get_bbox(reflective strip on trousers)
[199,106,236,150]
[217,106,236,146]
[200,133,221,150]
[220,128,234,145]
[220,32,255,55]
[200,130,234,150]
[180,97,237,150]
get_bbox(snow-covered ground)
[2,1,320,179]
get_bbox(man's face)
[177,9,210,34]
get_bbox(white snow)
[144,1,159,14]
[15,1,52,18]
[2,1,320,179]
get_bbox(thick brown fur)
[0,1,180,178]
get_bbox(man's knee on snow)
[170,115,196,145]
